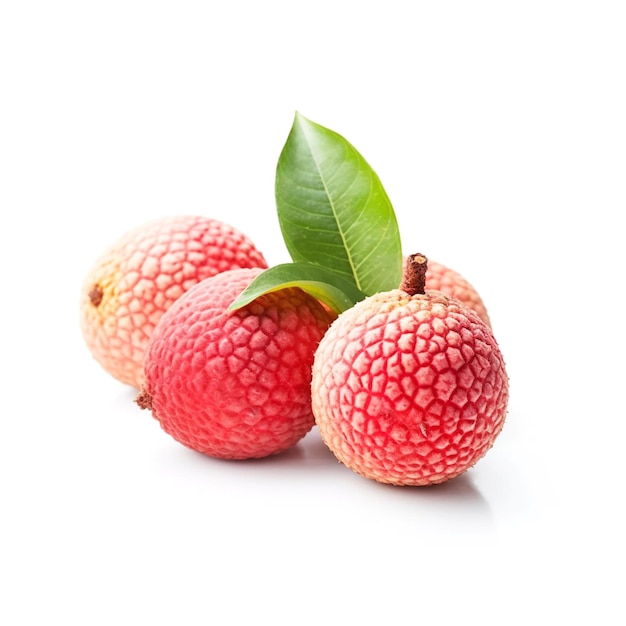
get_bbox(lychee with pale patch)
[79,215,268,388]
[136,267,336,460]
[311,253,508,486]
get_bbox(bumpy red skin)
[141,268,336,460]
[425,260,492,328]
[80,215,267,388]
[311,290,508,486]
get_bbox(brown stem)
[399,253,428,295]
[88,284,104,307]
[135,389,153,411]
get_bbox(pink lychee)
[79,215,268,388]
[425,259,491,328]
[311,253,509,486]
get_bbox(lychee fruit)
[311,253,508,486]
[136,267,337,460]
[79,215,268,389]
[425,259,491,328]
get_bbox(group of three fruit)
[80,213,508,486]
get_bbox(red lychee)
[311,254,508,486]
[79,215,268,388]
[136,267,337,460]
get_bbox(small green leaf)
[228,263,366,314]
[275,112,403,296]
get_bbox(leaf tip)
[227,288,252,312]
[227,298,244,312]
[293,110,312,128]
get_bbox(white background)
[2,1,624,624]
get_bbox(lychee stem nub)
[135,390,153,411]
[88,284,104,307]
[400,253,428,296]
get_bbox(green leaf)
[228,263,366,314]
[275,111,403,296]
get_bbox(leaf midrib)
[299,118,363,292]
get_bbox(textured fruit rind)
[311,290,508,486]
[79,215,268,388]
[425,260,491,328]
[142,267,336,460]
